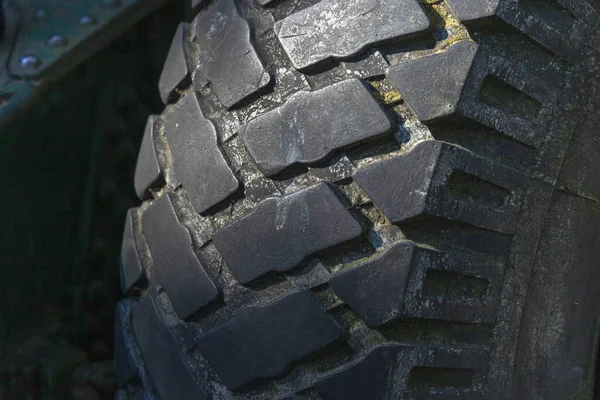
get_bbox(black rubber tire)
[115,0,600,399]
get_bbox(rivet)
[19,55,41,69]
[46,35,68,47]
[79,16,96,26]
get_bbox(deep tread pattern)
[274,0,430,70]
[314,344,403,400]
[453,0,592,62]
[455,47,558,148]
[387,41,478,121]
[120,209,145,294]
[499,1,582,62]
[193,0,270,108]
[213,182,363,284]
[331,241,503,326]
[163,91,239,214]
[388,42,556,148]
[240,78,391,176]
[118,0,600,397]
[134,115,163,200]
[158,23,190,105]
[196,291,344,390]
[354,140,527,234]
[132,296,208,399]
[142,193,218,319]
[402,245,502,323]
[314,344,488,400]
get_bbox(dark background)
[0,3,181,398]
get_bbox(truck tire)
[115,0,600,399]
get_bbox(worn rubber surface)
[116,0,600,399]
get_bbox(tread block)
[163,92,239,214]
[330,242,503,325]
[354,140,527,234]
[446,0,500,22]
[142,193,218,319]
[330,242,412,327]
[240,78,391,176]
[194,0,270,108]
[388,41,479,121]
[132,296,208,399]
[134,115,163,200]
[315,344,400,400]
[388,42,558,148]
[196,291,344,389]
[274,0,430,70]
[158,23,191,105]
[314,344,487,399]
[120,209,145,294]
[213,182,363,284]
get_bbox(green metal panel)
[0,0,169,128]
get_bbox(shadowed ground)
[0,4,180,398]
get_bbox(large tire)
[115,0,600,398]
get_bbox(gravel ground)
[0,5,180,399]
